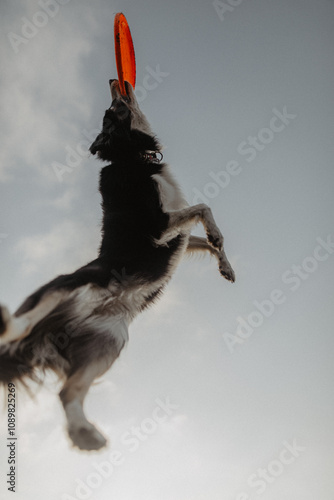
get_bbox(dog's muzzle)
[109,79,132,101]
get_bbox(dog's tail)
[0,344,38,387]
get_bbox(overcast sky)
[1,1,334,499]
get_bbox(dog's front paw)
[206,227,223,250]
[69,423,107,451]
[219,255,235,283]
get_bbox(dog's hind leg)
[59,320,127,451]
[60,360,110,451]
[186,235,235,282]
[0,291,64,345]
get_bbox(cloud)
[0,2,97,184]
[42,188,79,211]
[14,219,100,280]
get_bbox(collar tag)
[140,150,163,164]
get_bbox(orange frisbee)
[114,13,136,95]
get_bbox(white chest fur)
[152,166,189,213]
[152,166,191,249]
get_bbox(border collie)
[0,80,235,450]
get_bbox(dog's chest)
[152,169,188,213]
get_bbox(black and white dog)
[0,80,235,450]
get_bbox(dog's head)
[90,80,161,162]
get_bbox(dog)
[0,79,235,450]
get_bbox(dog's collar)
[139,150,164,164]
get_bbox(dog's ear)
[90,108,132,159]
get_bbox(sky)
[0,0,334,499]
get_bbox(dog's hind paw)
[69,423,107,451]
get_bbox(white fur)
[0,292,64,345]
[152,167,189,213]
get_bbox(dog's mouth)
[109,79,134,104]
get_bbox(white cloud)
[14,219,99,280]
[42,188,79,211]
[0,3,96,184]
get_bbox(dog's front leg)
[167,204,224,249]
[157,204,235,282]
[186,235,235,282]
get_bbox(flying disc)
[114,13,136,95]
